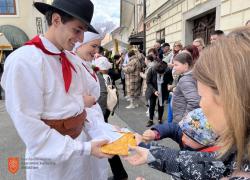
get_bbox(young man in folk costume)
[1,0,111,179]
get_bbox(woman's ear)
[213,93,222,106]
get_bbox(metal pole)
[143,0,146,54]
[134,4,136,32]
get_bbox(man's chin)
[65,47,73,51]
[63,44,75,51]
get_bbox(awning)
[128,31,144,45]
[0,25,29,49]
[102,39,129,52]
[120,0,134,28]
[0,33,13,50]
[0,33,13,63]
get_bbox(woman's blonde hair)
[193,26,250,166]
[173,41,183,48]
[193,38,205,48]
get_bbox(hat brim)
[182,131,206,146]
[33,2,98,34]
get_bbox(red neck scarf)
[25,36,76,93]
[200,146,220,153]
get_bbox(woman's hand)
[124,146,149,166]
[90,140,113,158]
[154,91,159,96]
[142,130,156,141]
[83,95,96,108]
[168,63,174,68]
[168,84,173,91]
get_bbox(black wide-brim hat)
[34,0,98,34]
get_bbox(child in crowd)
[171,52,200,122]
[143,108,218,151]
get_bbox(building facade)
[119,0,145,51]
[0,0,49,49]
[102,27,129,54]
[145,0,250,51]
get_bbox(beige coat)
[123,55,142,97]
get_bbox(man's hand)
[83,95,96,108]
[142,130,156,141]
[90,140,112,158]
[112,125,122,132]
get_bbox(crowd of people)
[0,0,249,180]
[124,26,250,180]
[106,27,225,129]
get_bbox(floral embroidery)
[92,65,100,73]
[147,142,250,180]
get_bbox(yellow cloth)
[101,132,136,155]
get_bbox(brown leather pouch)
[41,110,87,139]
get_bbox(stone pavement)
[0,100,26,180]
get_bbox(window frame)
[156,28,165,44]
[0,0,18,16]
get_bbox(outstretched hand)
[142,129,156,141]
[91,140,112,158]
[124,145,149,166]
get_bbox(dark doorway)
[192,11,215,45]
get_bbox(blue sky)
[91,0,120,29]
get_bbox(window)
[156,29,165,44]
[0,0,16,15]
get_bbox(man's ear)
[51,13,61,27]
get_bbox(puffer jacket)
[172,71,200,122]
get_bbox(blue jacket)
[151,122,185,149]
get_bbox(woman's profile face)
[77,39,101,61]
[197,81,227,135]
[173,60,188,74]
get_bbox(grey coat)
[97,72,107,115]
[172,71,200,122]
